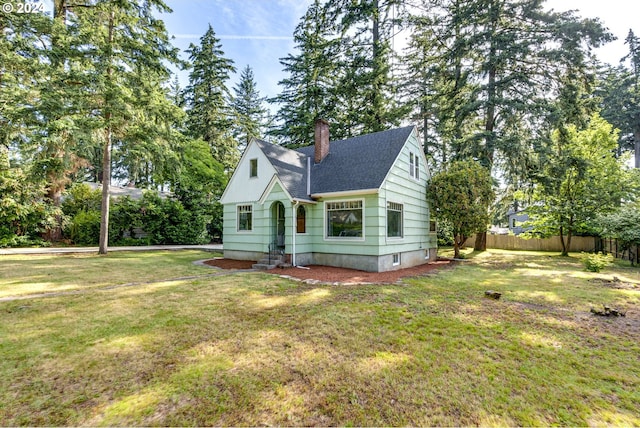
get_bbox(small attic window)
[410,152,419,180]
[249,158,258,178]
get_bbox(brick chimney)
[314,118,330,164]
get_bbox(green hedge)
[62,185,213,246]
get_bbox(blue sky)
[161,0,312,101]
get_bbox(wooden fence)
[597,238,639,265]
[465,234,598,252]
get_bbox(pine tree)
[184,24,237,170]
[598,64,640,163]
[402,0,479,166]
[231,65,268,150]
[0,1,83,240]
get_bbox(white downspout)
[292,201,298,266]
[307,156,311,196]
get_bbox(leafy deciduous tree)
[598,202,640,265]
[427,160,495,258]
[524,114,637,256]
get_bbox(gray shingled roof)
[255,139,311,201]
[256,126,415,199]
[298,126,415,195]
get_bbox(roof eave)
[259,175,294,204]
[310,188,379,199]
[292,197,317,204]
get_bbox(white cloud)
[174,34,292,40]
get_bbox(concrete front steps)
[252,254,286,270]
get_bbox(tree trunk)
[98,124,112,255]
[453,234,463,258]
[559,225,568,256]
[43,0,68,242]
[98,11,114,255]
[474,231,487,252]
[44,186,63,242]
[634,129,640,168]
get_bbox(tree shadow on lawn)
[2,255,639,426]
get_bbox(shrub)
[61,183,102,217]
[0,167,57,246]
[581,252,613,273]
[436,219,454,246]
[67,210,101,245]
[109,196,143,244]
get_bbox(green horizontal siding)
[223,129,437,260]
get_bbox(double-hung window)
[409,152,420,180]
[326,200,363,238]
[237,205,253,231]
[387,202,403,238]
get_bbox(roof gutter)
[310,188,379,199]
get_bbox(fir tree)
[402,0,611,250]
[231,65,268,150]
[184,24,237,170]
[66,0,182,254]
[324,0,406,135]
[269,0,340,146]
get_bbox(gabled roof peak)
[255,125,417,199]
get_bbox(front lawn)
[0,250,638,425]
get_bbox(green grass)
[0,250,219,297]
[0,249,639,426]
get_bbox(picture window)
[326,200,363,238]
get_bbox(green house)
[219,120,437,272]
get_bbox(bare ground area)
[203,258,453,284]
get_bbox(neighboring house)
[507,209,530,235]
[84,182,172,200]
[219,119,437,272]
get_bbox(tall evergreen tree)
[324,0,406,135]
[269,0,340,146]
[64,0,182,254]
[402,0,479,167]
[402,0,611,250]
[231,65,268,150]
[271,0,405,145]
[184,24,237,170]
[599,30,640,168]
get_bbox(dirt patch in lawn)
[203,258,453,284]
[203,258,256,270]
[589,277,639,290]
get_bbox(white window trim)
[236,203,253,232]
[323,198,365,241]
[409,151,420,181]
[296,205,308,235]
[409,152,415,179]
[249,158,258,178]
[392,253,401,266]
[386,201,404,240]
